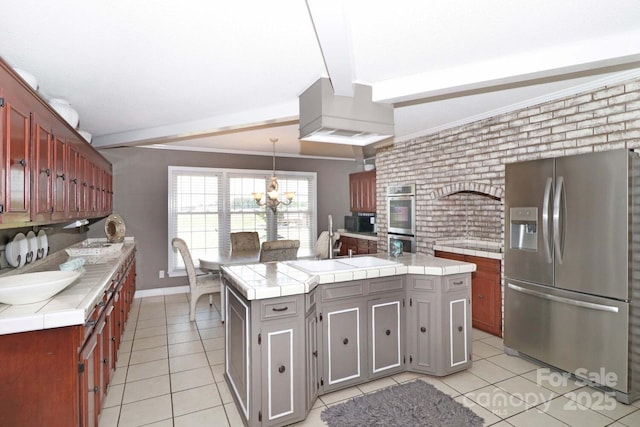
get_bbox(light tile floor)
[99,294,640,427]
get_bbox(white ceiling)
[2,0,640,160]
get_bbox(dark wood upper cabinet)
[349,170,376,213]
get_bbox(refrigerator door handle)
[553,176,565,264]
[542,177,553,263]
[508,283,619,313]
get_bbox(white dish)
[37,230,48,259]
[5,233,28,269]
[0,270,81,305]
[26,231,37,264]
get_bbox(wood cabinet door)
[67,144,80,216]
[368,296,403,378]
[261,320,301,425]
[52,134,67,219]
[305,311,319,411]
[79,333,99,427]
[226,286,250,419]
[408,291,436,374]
[1,97,30,222]
[322,299,365,392]
[443,291,471,373]
[32,119,52,221]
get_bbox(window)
[168,166,317,275]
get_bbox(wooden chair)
[259,239,300,262]
[172,237,220,322]
[230,231,260,252]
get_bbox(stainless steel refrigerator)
[504,148,640,404]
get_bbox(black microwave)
[345,215,374,233]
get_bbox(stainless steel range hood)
[299,78,394,146]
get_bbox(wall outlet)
[159,270,165,279]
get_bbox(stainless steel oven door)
[388,234,416,254]
[387,196,415,235]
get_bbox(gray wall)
[88,147,357,290]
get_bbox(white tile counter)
[0,237,136,335]
[433,238,503,260]
[221,253,476,300]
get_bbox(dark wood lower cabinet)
[435,250,502,337]
[339,236,377,256]
[0,254,136,427]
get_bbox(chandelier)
[252,138,295,212]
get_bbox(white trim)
[327,307,361,385]
[134,286,189,299]
[143,143,357,162]
[267,329,295,421]
[449,298,468,367]
[225,285,251,420]
[371,300,402,373]
[397,68,640,142]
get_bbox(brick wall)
[376,77,640,254]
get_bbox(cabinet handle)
[272,306,288,312]
[458,326,463,332]
[103,358,108,364]
[385,329,391,336]
[312,350,318,357]
[58,173,66,180]
[85,319,97,327]
[478,294,484,299]
[71,178,78,184]
[420,326,427,333]
[452,281,464,285]
[91,386,99,393]
[41,168,51,176]
[278,365,286,374]
[343,338,349,345]
[19,159,26,167]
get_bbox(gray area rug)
[320,380,484,427]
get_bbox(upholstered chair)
[259,239,300,262]
[172,237,220,321]
[314,231,342,259]
[230,231,260,252]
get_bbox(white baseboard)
[134,286,189,299]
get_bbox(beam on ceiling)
[305,0,356,97]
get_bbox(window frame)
[168,165,317,276]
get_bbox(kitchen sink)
[287,256,402,274]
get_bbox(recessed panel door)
[323,300,364,391]
[369,298,402,377]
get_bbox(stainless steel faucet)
[327,214,334,259]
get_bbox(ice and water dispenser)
[510,207,538,251]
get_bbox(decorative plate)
[6,233,28,268]
[105,213,126,243]
[26,231,37,264]
[37,229,48,259]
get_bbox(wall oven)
[387,183,416,252]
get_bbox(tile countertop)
[433,238,503,260]
[221,253,476,301]
[0,237,136,335]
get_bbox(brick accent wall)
[376,77,640,254]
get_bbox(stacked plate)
[4,230,48,269]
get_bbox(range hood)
[299,78,394,146]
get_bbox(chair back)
[259,239,300,262]
[230,231,260,252]
[172,237,197,291]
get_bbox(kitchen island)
[221,253,476,427]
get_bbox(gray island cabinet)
[221,254,476,427]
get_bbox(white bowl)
[0,270,81,305]
[14,68,38,90]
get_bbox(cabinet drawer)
[409,275,440,292]
[369,277,403,294]
[260,298,298,320]
[321,281,365,302]
[444,274,470,292]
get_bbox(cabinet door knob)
[91,386,99,393]
[103,358,108,364]
[58,173,66,180]
[478,294,484,299]
[19,159,26,167]
[420,326,427,333]
[458,326,463,332]
[385,329,391,336]
[278,365,286,374]
[343,338,349,345]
